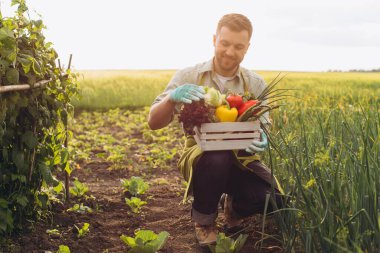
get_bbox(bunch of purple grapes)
[178,100,212,135]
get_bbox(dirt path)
[5,109,283,253]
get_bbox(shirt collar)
[199,58,214,73]
[199,58,242,80]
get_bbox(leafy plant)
[0,0,78,234]
[121,176,149,197]
[70,178,89,198]
[66,203,92,213]
[56,245,70,253]
[209,233,248,253]
[106,145,125,169]
[269,98,380,251]
[125,197,147,214]
[120,229,169,253]
[74,222,90,238]
[46,228,60,237]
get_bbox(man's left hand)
[245,130,268,154]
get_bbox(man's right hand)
[169,84,205,104]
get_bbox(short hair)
[216,13,253,39]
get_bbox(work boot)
[194,222,218,247]
[221,194,244,234]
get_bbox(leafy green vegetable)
[56,245,70,253]
[66,203,92,213]
[74,222,90,238]
[120,230,170,253]
[70,178,89,198]
[125,197,147,214]
[46,228,60,236]
[209,233,248,253]
[204,86,224,107]
[121,176,149,197]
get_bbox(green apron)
[177,71,284,202]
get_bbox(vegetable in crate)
[226,93,244,108]
[237,99,259,116]
[178,100,213,135]
[215,105,238,122]
[203,86,225,107]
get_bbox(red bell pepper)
[237,100,259,116]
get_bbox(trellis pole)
[0,79,51,93]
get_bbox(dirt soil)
[2,109,283,253]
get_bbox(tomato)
[226,94,244,108]
[237,100,259,116]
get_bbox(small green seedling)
[121,176,149,197]
[67,203,93,213]
[120,229,170,253]
[125,197,147,213]
[56,245,70,253]
[209,233,248,253]
[74,222,90,238]
[46,228,60,237]
[70,178,89,198]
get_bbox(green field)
[73,70,175,109]
[73,70,380,110]
[73,70,380,252]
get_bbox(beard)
[216,53,240,74]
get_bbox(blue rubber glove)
[245,130,268,154]
[169,84,205,104]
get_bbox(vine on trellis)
[0,0,79,235]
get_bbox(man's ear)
[213,34,216,47]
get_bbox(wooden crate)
[193,121,261,151]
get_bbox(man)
[148,13,283,247]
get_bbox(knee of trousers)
[195,151,234,175]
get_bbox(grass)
[73,70,380,110]
[268,104,379,252]
[73,70,174,109]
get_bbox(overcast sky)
[1,0,380,71]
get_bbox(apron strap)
[240,70,254,98]
[198,71,207,86]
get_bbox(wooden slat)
[200,121,260,132]
[193,121,262,151]
[200,132,260,140]
[199,139,253,151]
[194,133,207,150]
[194,132,201,146]
[194,126,202,137]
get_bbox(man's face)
[213,26,250,76]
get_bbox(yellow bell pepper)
[215,105,238,122]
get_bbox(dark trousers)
[192,150,283,224]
